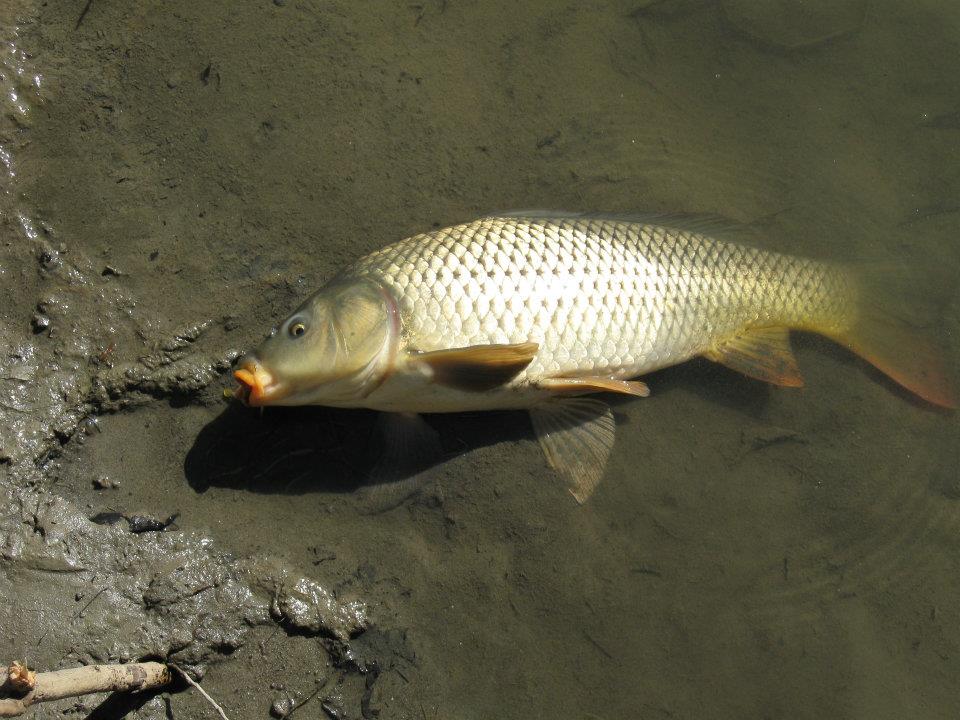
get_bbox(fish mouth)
[233,357,279,406]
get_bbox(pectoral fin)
[704,326,804,387]
[358,412,443,512]
[414,342,539,392]
[529,398,615,504]
[540,376,650,397]
[367,411,442,484]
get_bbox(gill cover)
[246,278,398,405]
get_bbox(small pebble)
[92,475,118,490]
[38,249,60,270]
[31,314,50,333]
[270,696,297,718]
[80,417,101,435]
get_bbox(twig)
[0,661,171,717]
[75,0,94,29]
[75,587,108,619]
[170,665,230,720]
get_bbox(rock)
[271,694,298,718]
[92,474,118,489]
[30,313,50,333]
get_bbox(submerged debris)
[88,510,180,533]
[127,512,180,533]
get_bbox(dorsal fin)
[483,211,754,240]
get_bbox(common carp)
[234,214,955,501]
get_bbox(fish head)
[234,278,399,407]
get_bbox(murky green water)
[2,1,958,718]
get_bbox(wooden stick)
[170,665,231,720]
[0,662,171,717]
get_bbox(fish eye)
[289,321,307,338]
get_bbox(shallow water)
[2,1,959,718]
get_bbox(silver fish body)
[342,215,852,412]
[235,214,953,501]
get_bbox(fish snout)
[233,355,276,406]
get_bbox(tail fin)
[834,267,957,409]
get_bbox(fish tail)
[826,264,957,408]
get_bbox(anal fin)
[704,326,804,387]
[529,398,616,504]
[540,376,650,397]
[414,342,538,392]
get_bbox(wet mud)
[2,0,959,718]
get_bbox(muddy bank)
[2,1,959,718]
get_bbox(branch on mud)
[0,661,171,717]
[171,664,231,720]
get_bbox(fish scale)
[344,215,854,382]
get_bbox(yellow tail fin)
[834,270,956,408]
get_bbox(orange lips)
[233,361,274,406]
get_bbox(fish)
[234,213,956,502]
